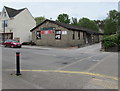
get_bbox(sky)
[0,0,119,20]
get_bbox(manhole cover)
[62,62,68,64]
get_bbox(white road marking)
[56,54,101,70]
[56,52,113,71]
[87,53,117,72]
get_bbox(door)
[2,33,13,42]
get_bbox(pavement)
[1,43,119,89]
[22,43,102,50]
[22,45,53,50]
[0,47,2,91]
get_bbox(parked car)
[2,39,22,48]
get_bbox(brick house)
[30,19,102,47]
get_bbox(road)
[1,43,119,89]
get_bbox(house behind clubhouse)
[0,6,36,43]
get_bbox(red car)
[2,39,22,48]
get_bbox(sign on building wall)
[41,30,52,34]
[62,31,67,35]
[40,27,55,30]
[40,27,55,34]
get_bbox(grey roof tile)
[4,6,25,17]
[30,19,103,35]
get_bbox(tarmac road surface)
[1,43,119,89]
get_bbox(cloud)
[0,2,118,20]
[1,0,120,2]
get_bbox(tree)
[56,13,70,24]
[118,12,120,26]
[104,10,120,34]
[104,19,117,34]
[71,17,79,25]
[35,16,46,25]
[94,20,105,32]
[108,10,118,21]
[78,17,99,31]
[117,12,120,33]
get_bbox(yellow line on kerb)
[19,69,119,81]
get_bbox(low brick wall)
[101,42,120,52]
[104,45,120,52]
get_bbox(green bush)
[102,33,120,48]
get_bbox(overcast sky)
[0,0,119,20]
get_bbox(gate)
[1,32,13,42]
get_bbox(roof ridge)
[4,6,26,17]
[18,8,26,11]
[30,19,101,35]
[4,6,26,11]
[54,20,100,33]
[4,6,17,11]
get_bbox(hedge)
[102,33,120,48]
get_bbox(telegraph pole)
[3,20,5,42]
[3,20,5,33]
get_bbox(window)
[55,30,61,40]
[78,31,80,40]
[5,20,8,27]
[4,12,7,17]
[83,32,86,39]
[36,31,41,39]
[2,20,8,28]
[72,31,75,40]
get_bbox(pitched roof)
[30,19,102,35]
[4,6,25,17]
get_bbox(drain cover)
[62,62,68,64]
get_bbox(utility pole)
[118,1,120,12]
[3,20,5,42]
[3,20,5,33]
